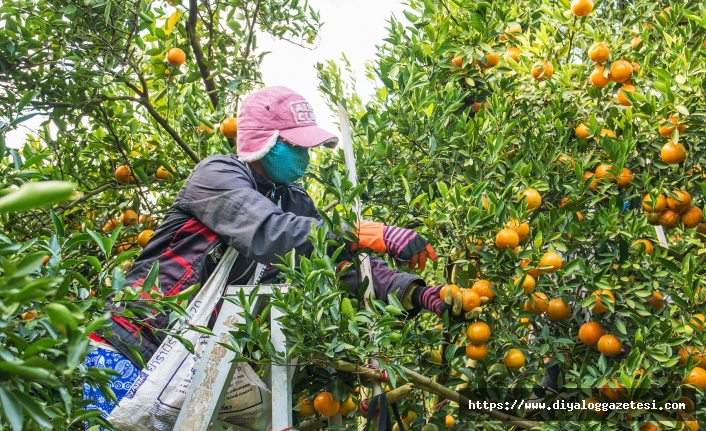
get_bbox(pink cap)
[236,86,338,162]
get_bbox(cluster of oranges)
[102,209,155,252]
[642,190,704,232]
[114,164,176,185]
[296,392,356,419]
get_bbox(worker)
[84,86,469,427]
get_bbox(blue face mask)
[259,141,310,185]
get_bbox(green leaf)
[142,260,159,291]
[0,181,75,213]
[0,387,23,431]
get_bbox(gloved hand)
[411,284,480,320]
[350,221,438,270]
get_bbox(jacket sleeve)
[339,256,424,314]
[176,156,323,264]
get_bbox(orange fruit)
[514,275,536,294]
[617,84,636,106]
[138,230,154,248]
[631,37,643,50]
[557,155,575,168]
[632,239,653,255]
[600,129,616,139]
[678,396,695,413]
[439,284,461,300]
[597,334,622,356]
[115,237,137,253]
[594,163,614,182]
[428,350,442,364]
[531,61,554,81]
[120,210,138,226]
[198,123,214,134]
[667,190,692,212]
[575,123,590,138]
[592,290,615,313]
[338,395,356,416]
[21,309,38,320]
[642,193,667,213]
[450,56,463,67]
[658,116,686,138]
[539,251,563,273]
[220,117,238,138]
[506,219,530,242]
[610,59,633,83]
[690,314,705,331]
[445,415,454,428]
[589,66,611,87]
[588,42,610,63]
[500,23,522,41]
[115,165,134,184]
[495,228,520,249]
[579,322,605,345]
[518,188,542,210]
[156,166,175,181]
[546,298,572,321]
[461,289,481,312]
[678,414,698,431]
[599,379,625,401]
[520,258,542,279]
[684,367,706,390]
[616,167,633,188]
[503,349,525,370]
[661,141,686,164]
[576,211,584,223]
[313,392,341,417]
[471,280,495,300]
[480,51,500,68]
[298,397,315,416]
[465,343,488,360]
[524,292,549,315]
[647,291,665,309]
[401,411,418,425]
[659,209,681,229]
[466,321,491,344]
[103,217,120,232]
[166,47,186,66]
[681,206,703,229]
[571,0,593,16]
[585,397,606,419]
[505,46,522,63]
[583,172,599,191]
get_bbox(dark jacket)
[96,154,422,367]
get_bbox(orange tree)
[235,0,706,430]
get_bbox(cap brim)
[279,125,339,149]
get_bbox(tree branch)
[54,183,114,215]
[135,97,201,163]
[186,0,219,111]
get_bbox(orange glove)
[350,222,438,270]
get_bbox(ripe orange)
[166,47,186,66]
[588,42,610,63]
[594,163,614,182]
[115,165,134,184]
[592,290,615,313]
[539,251,562,273]
[579,322,605,345]
[681,206,703,229]
[514,275,536,294]
[220,117,238,138]
[632,239,653,255]
[659,209,681,229]
[557,155,575,169]
[684,367,706,390]
[661,141,686,164]
[480,51,500,68]
[589,66,611,87]
[518,188,542,210]
[642,193,667,213]
[546,298,572,321]
[571,0,593,16]
[504,349,526,370]
[610,59,633,83]
[616,167,633,188]
[471,280,495,300]
[338,395,356,416]
[678,414,698,431]
[120,210,138,226]
[531,61,554,81]
[198,123,214,134]
[461,289,481,312]
[138,230,154,248]
[495,228,520,249]
[504,46,522,63]
[597,334,622,356]
[678,396,695,413]
[506,219,530,242]
[21,309,38,320]
[500,23,522,41]
[585,397,606,419]
[298,397,315,416]
[466,321,491,344]
[617,84,636,106]
[658,116,686,138]
[600,129,616,139]
[576,211,584,223]
[583,172,598,191]
[156,166,175,181]
[103,217,120,232]
[524,292,549,315]
[115,237,137,253]
[439,284,461,300]
[631,37,643,50]
[690,314,705,331]
[647,291,665,309]
[450,56,463,67]
[520,258,542,279]
[575,123,590,138]
[599,379,625,401]
[466,343,488,360]
[445,415,454,428]
[667,190,692,212]
[314,392,341,417]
